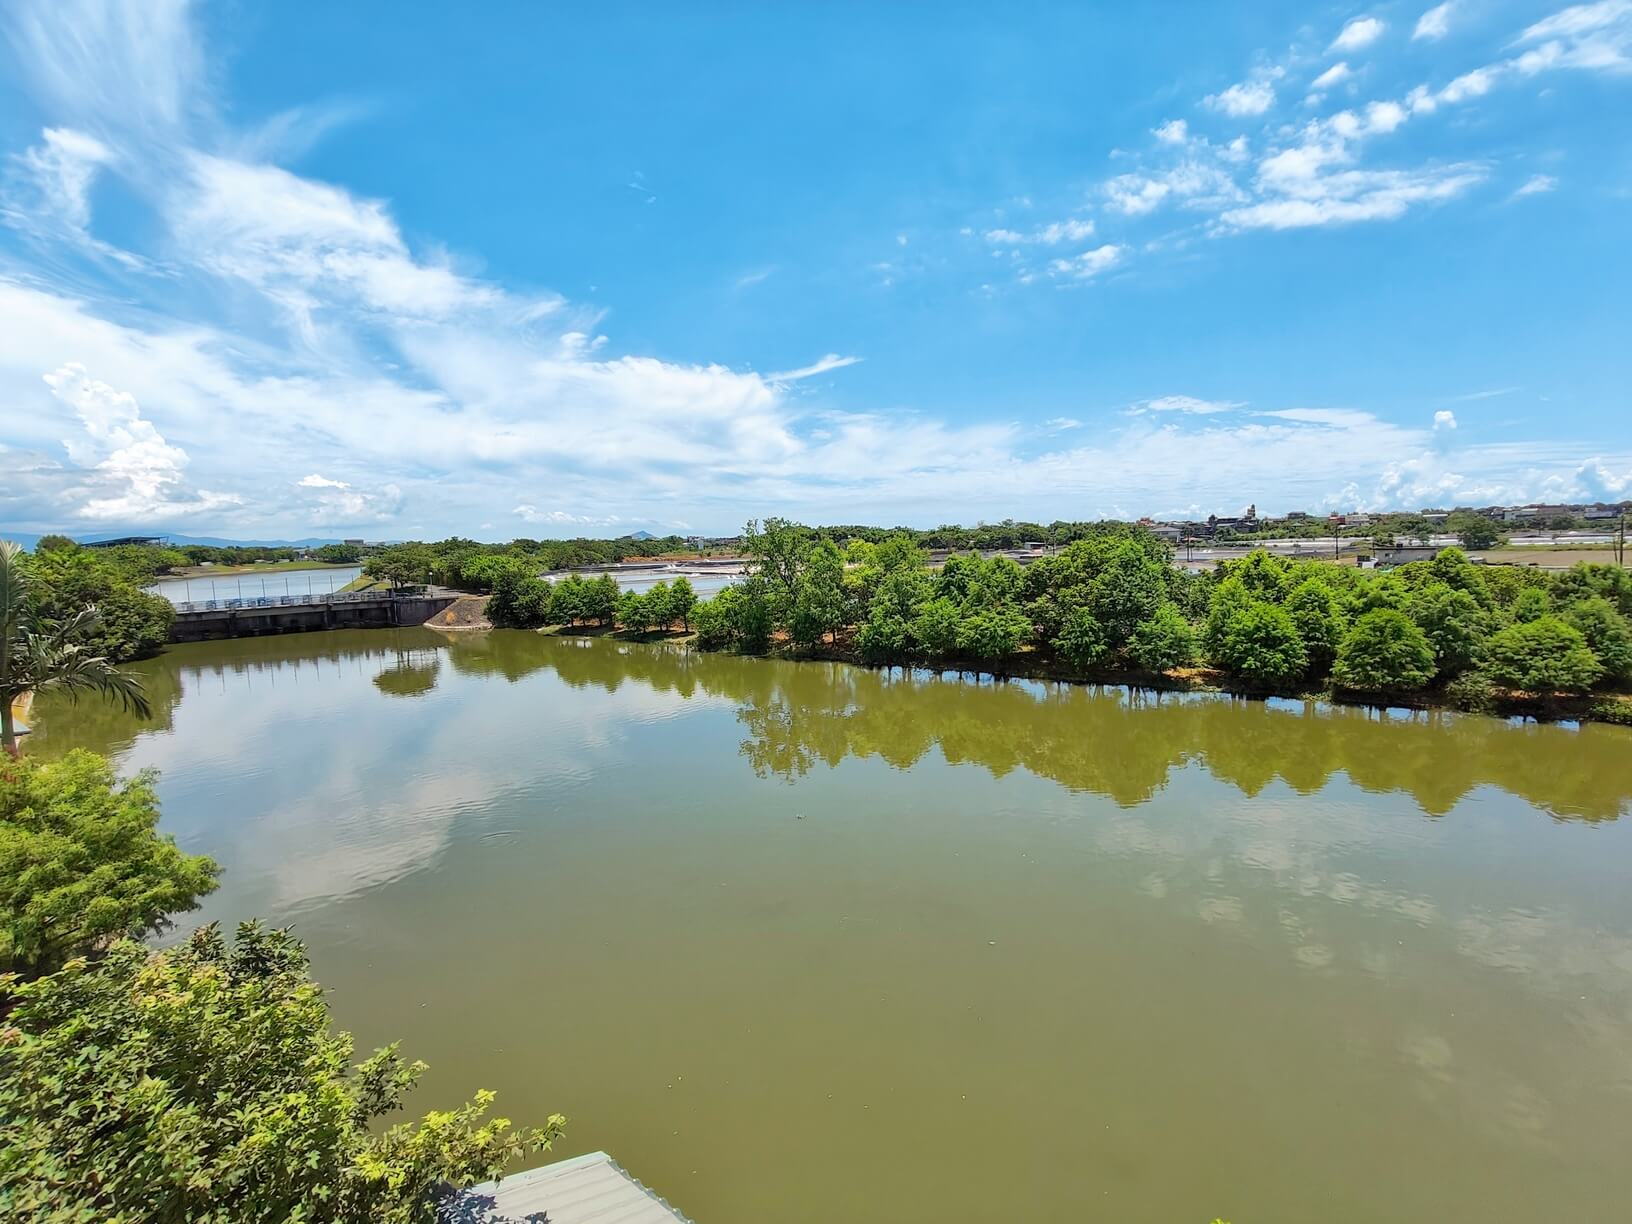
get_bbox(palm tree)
[1,540,151,756]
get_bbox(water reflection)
[36,628,1632,823]
[24,628,1632,1221]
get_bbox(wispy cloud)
[1513,173,1559,197]
[767,353,863,382]
[1414,3,1455,42]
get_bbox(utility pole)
[1617,510,1627,568]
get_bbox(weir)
[169,589,458,642]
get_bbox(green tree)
[1088,539,1167,647]
[692,588,740,650]
[33,535,75,553]
[0,750,218,977]
[1284,578,1344,675]
[742,517,809,612]
[1450,514,1500,550]
[364,544,433,591]
[1563,596,1632,683]
[617,589,653,634]
[485,568,550,628]
[955,608,1030,660]
[547,575,587,626]
[856,605,910,664]
[668,577,698,630]
[1052,607,1109,669]
[1406,582,1487,677]
[1209,600,1308,687]
[0,922,565,1223]
[1128,603,1197,672]
[911,597,963,658]
[1332,609,1437,692]
[79,585,175,661]
[584,574,621,626]
[1484,616,1603,693]
[3,541,153,756]
[790,540,847,647]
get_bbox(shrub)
[1484,616,1602,693]
[1332,609,1437,692]
[0,923,564,1223]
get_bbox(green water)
[28,629,1632,1223]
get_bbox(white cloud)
[1154,119,1189,144]
[1044,417,1083,431]
[42,362,240,520]
[1513,173,1559,196]
[297,473,350,489]
[1206,79,1277,117]
[767,353,863,382]
[1414,3,1455,41]
[1438,67,1496,102]
[1048,244,1124,280]
[1434,409,1458,431]
[1139,395,1244,415]
[1331,16,1387,52]
[1311,62,1352,90]
[1512,1,1632,73]
[984,218,1096,245]
[14,127,111,230]
[512,506,621,527]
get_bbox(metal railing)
[173,590,404,614]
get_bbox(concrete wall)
[171,595,458,642]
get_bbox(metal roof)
[439,1151,693,1224]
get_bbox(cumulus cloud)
[1206,78,1277,117]
[42,362,240,520]
[1154,119,1189,144]
[1331,16,1387,52]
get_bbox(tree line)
[676,519,1632,705]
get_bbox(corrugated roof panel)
[440,1151,693,1224]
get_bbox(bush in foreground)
[0,750,217,977]
[0,922,565,1223]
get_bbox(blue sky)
[1,0,1629,539]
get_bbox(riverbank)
[532,621,1632,727]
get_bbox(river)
[26,629,1632,1223]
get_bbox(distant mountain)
[0,530,351,551]
[621,529,658,541]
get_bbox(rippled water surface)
[30,629,1632,1223]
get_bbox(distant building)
[1286,510,1308,521]
[1145,524,1182,543]
[1375,544,1439,566]
[84,535,166,549]
[343,538,366,546]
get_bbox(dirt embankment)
[424,594,492,630]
